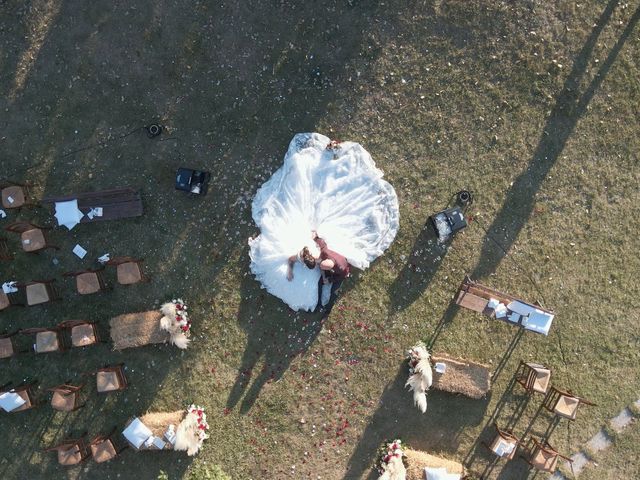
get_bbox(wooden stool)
[48,384,85,412]
[106,256,149,285]
[94,364,127,393]
[21,279,59,306]
[63,269,109,295]
[515,360,552,395]
[542,386,596,421]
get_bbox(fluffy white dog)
[160,302,190,349]
[405,344,433,413]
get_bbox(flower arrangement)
[187,404,210,441]
[376,439,407,480]
[174,404,209,456]
[171,298,191,334]
[159,298,191,349]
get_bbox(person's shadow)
[471,0,639,280]
[387,218,450,316]
[226,272,327,414]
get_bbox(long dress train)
[248,132,399,311]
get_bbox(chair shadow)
[470,0,639,280]
[345,363,489,480]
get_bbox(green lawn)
[1,1,639,479]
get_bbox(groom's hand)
[287,268,294,281]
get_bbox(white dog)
[160,302,190,349]
[405,344,433,413]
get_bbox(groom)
[312,231,351,311]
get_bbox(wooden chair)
[515,360,552,395]
[0,331,23,359]
[482,423,520,460]
[0,237,12,261]
[521,437,572,473]
[90,427,128,463]
[4,221,58,253]
[1,181,36,210]
[48,383,85,412]
[0,381,39,412]
[91,364,128,393]
[63,268,109,295]
[0,285,25,311]
[542,386,596,420]
[44,435,91,466]
[21,326,68,353]
[17,279,60,306]
[58,320,102,348]
[106,256,150,285]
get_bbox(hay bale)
[431,353,491,399]
[109,311,169,350]
[404,448,464,480]
[139,410,186,438]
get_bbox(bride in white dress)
[248,133,400,311]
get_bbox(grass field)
[1,1,639,479]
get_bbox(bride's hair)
[301,247,316,269]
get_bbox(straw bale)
[405,448,464,480]
[139,410,186,438]
[109,310,169,350]
[431,353,491,399]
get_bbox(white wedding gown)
[248,133,400,311]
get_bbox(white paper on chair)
[0,391,27,412]
[2,281,18,294]
[122,417,153,449]
[495,439,516,457]
[72,244,87,259]
[6,196,14,204]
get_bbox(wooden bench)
[455,276,555,335]
[41,187,143,223]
